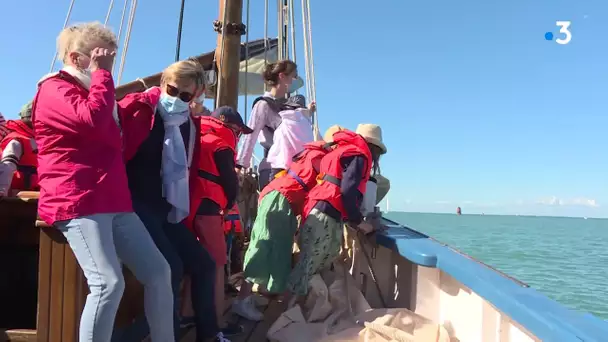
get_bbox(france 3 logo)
[545,21,572,45]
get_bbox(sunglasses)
[166,84,194,102]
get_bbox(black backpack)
[251,96,288,134]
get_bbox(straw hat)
[355,124,387,154]
[323,125,345,143]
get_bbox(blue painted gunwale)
[376,217,608,342]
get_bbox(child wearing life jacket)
[224,204,244,279]
[286,124,387,300]
[266,94,317,179]
[232,138,331,321]
[188,106,253,334]
[0,102,38,196]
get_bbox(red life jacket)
[0,120,39,191]
[302,130,372,220]
[223,204,243,234]
[259,140,331,215]
[187,117,237,227]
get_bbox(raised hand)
[89,47,117,72]
[307,101,317,113]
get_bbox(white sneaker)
[232,296,264,321]
[215,332,231,342]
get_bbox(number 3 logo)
[555,21,572,45]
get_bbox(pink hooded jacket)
[32,69,132,224]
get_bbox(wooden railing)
[0,192,144,342]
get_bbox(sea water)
[386,212,608,319]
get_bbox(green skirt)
[287,208,342,296]
[243,190,298,293]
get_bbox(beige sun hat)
[355,124,387,154]
[323,125,345,143]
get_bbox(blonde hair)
[57,22,118,63]
[161,58,206,90]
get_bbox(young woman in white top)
[236,60,298,191]
[266,94,317,178]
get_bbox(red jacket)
[186,117,237,227]
[259,141,330,215]
[0,120,38,191]
[33,70,132,224]
[302,130,372,220]
[116,87,162,162]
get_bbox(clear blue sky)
[1,0,606,218]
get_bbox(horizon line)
[385,210,608,220]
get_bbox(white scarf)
[157,104,190,223]
[61,66,121,129]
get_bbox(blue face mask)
[159,93,190,114]
[288,80,301,93]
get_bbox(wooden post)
[36,221,86,342]
[215,0,244,109]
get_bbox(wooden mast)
[215,0,244,109]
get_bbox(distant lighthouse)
[456,206,462,215]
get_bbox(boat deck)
[181,295,284,342]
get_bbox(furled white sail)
[236,45,304,95]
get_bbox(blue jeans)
[56,212,174,342]
[112,201,218,342]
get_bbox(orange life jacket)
[187,117,237,227]
[302,130,372,220]
[0,120,39,191]
[259,140,331,215]
[223,205,243,234]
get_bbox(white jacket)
[266,108,314,170]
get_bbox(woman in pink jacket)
[32,22,173,342]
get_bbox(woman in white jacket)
[266,94,316,179]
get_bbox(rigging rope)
[288,0,297,80]
[305,0,317,106]
[116,0,138,85]
[103,0,116,26]
[175,0,186,62]
[277,0,283,60]
[49,0,76,73]
[111,0,129,75]
[243,0,251,123]
[300,0,311,101]
[263,0,269,92]
[301,0,319,135]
